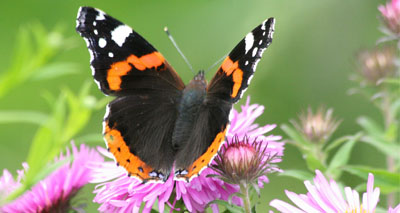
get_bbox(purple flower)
[379,0,400,35]
[90,97,284,212]
[270,170,383,213]
[389,204,400,213]
[0,143,103,213]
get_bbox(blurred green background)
[0,0,388,211]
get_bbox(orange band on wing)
[183,127,228,179]
[107,52,166,90]
[221,56,244,98]
[104,122,154,180]
[231,68,243,98]
[221,56,239,76]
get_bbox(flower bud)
[291,107,341,143]
[210,136,279,186]
[357,46,397,86]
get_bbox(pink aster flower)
[90,96,284,212]
[389,204,400,213]
[0,143,103,213]
[379,0,400,35]
[270,170,382,213]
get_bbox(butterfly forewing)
[207,18,275,103]
[76,7,185,96]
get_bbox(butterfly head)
[187,70,207,90]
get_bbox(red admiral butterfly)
[76,7,275,182]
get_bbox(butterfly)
[76,6,274,182]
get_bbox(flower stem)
[382,91,396,207]
[240,181,252,213]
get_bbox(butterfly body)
[76,6,275,182]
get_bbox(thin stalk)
[381,89,396,207]
[240,181,252,213]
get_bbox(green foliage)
[6,81,106,201]
[343,166,400,194]
[0,24,107,202]
[0,23,77,98]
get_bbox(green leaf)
[32,62,80,80]
[326,133,362,178]
[0,23,75,98]
[31,156,72,186]
[357,116,385,140]
[281,124,311,150]
[304,151,326,172]
[361,136,400,159]
[342,166,400,194]
[209,200,244,213]
[278,169,314,181]
[380,77,400,86]
[74,133,103,144]
[324,135,356,152]
[0,110,48,125]
[251,205,257,213]
[390,98,400,118]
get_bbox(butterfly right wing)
[175,18,275,181]
[207,18,275,103]
[76,7,184,182]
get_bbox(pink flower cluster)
[270,170,400,213]
[379,0,400,35]
[0,143,103,213]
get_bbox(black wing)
[76,6,184,182]
[175,18,275,181]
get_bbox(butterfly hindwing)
[105,93,180,181]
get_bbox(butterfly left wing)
[76,7,185,182]
[175,18,275,181]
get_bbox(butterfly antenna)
[164,27,195,75]
[205,54,228,74]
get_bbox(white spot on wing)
[94,29,98,35]
[93,21,97,26]
[245,61,249,65]
[104,104,111,119]
[111,25,133,47]
[83,38,95,62]
[245,33,254,54]
[99,38,107,48]
[102,105,110,133]
[109,52,114,58]
[76,7,83,28]
[261,19,267,30]
[91,66,95,76]
[96,9,106,20]
[83,37,90,47]
[252,47,258,57]
[239,87,248,99]
[259,40,262,45]
[94,79,101,90]
[247,75,254,85]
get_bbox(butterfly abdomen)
[172,71,207,151]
